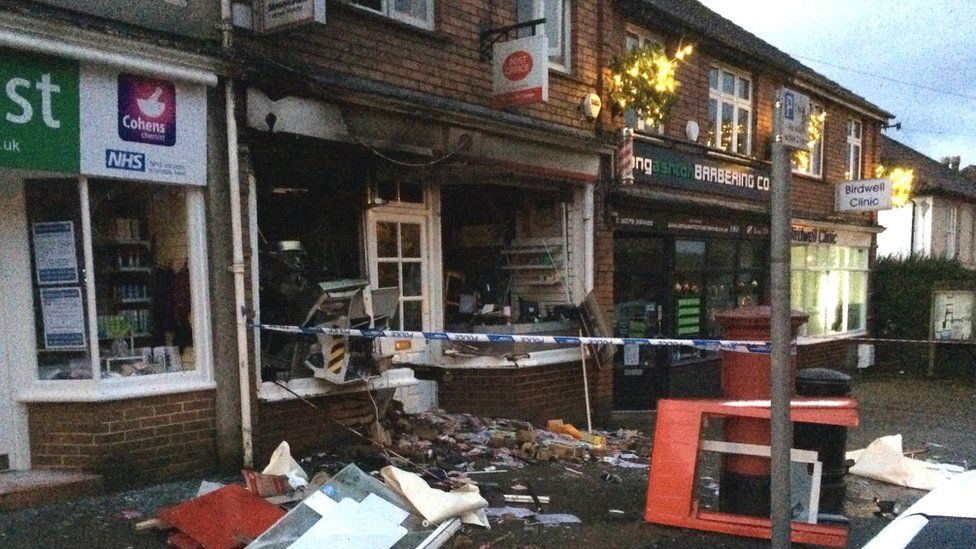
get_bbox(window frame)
[846,119,863,180]
[790,243,869,339]
[10,176,214,402]
[707,66,753,156]
[519,0,572,73]
[350,0,436,31]
[791,103,825,178]
[946,204,959,259]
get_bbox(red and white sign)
[491,34,548,109]
[616,132,634,184]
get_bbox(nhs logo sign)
[105,149,145,172]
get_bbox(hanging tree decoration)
[875,164,915,207]
[609,43,694,126]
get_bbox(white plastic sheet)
[380,466,489,527]
[847,434,964,491]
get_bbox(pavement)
[0,374,973,548]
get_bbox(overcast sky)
[698,0,976,167]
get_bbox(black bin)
[794,368,852,514]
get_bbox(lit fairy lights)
[875,165,915,207]
[792,110,827,172]
[609,43,694,126]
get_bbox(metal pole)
[770,92,793,548]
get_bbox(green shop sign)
[631,140,771,201]
[0,47,80,172]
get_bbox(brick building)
[601,0,892,408]
[232,0,614,465]
[0,0,235,485]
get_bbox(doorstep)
[0,469,104,512]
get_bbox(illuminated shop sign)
[629,140,771,200]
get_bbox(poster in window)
[32,221,79,285]
[40,287,87,349]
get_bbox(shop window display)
[790,244,868,337]
[25,179,200,380]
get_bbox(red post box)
[714,306,808,516]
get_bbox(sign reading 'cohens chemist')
[629,139,772,201]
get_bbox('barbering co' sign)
[491,34,548,109]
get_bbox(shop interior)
[439,183,582,357]
[26,179,195,380]
[613,231,768,409]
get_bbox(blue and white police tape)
[256,323,771,354]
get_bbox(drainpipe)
[220,0,254,467]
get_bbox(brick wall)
[418,358,613,427]
[797,339,853,372]
[254,392,387,465]
[240,1,607,134]
[27,391,216,486]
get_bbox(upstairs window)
[792,103,825,177]
[351,0,435,30]
[518,0,572,72]
[707,67,752,155]
[846,119,863,180]
[623,27,664,133]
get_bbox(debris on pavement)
[156,484,286,549]
[847,434,970,491]
[484,507,581,526]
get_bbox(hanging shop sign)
[614,209,769,238]
[491,34,549,109]
[0,47,207,185]
[835,178,893,212]
[256,0,326,33]
[629,140,771,200]
[777,87,811,150]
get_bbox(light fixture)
[686,120,700,142]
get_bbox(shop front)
[0,43,220,481]
[790,221,877,370]
[243,88,603,438]
[609,135,771,410]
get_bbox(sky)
[698,0,976,167]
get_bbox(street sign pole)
[770,89,799,549]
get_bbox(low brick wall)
[254,391,389,466]
[416,358,613,427]
[797,339,854,371]
[27,390,217,486]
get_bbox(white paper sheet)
[360,493,410,526]
[288,498,407,549]
[304,491,338,516]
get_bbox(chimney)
[941,156,961,171]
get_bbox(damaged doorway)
[367,210,430,356]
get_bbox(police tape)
[256,323,772,354]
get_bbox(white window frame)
[791,244,869,339]
[519,0,572,73]
[791,103,825,178]
[6,176,214,402]
[707,66,752,156]
[913,197,932,256]
[350,0,435,30]
[846,119,863,181]
[946,204,958,259]
[624,26,664,133]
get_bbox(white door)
[366,210,430,355]
[0,177,31,471]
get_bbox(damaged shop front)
[609,134,771,410]
[243,88,602,456]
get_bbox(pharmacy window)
[24,178,211,385]
[518,0,572,72]
[350,0,435,30]
[792,103,825,177]
[790,244,868,337]
[707,67,752,155]
[624,26,664,133]
[846,119,863,180]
